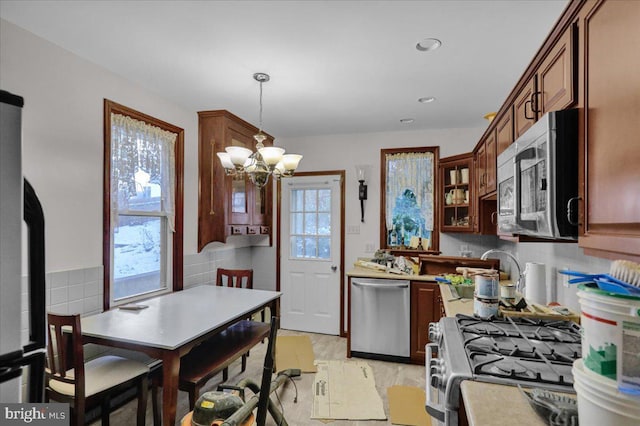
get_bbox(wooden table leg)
[162,350,181,425]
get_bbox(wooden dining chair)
[45,313,150,426]
[216,268,265,322]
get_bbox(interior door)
[280,174,342,335]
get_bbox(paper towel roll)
[525,262,546,304]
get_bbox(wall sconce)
[355,165,369,222]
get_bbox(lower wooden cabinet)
[410,281,443,364]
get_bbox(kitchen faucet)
[480,249,525,293]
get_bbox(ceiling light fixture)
[217,73,302,187]
[416,38,442,52]
[400,118,415,124]
[418,96,436,103]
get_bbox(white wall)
[1,20,201,272]
[256,127,486,290]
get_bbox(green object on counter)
[453,283,475,299]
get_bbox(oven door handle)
[425,342,446,422]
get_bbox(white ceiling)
[0,0,568,139]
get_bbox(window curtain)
[111,113,177,231]
[385,151,435,235]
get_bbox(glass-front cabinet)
[197,110,273,250]
[440,153,474,232]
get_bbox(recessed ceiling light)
[418,96,436,103]
[400,118,415,124]
[416,38,442,52]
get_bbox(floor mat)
[388,385,432,426]
[275,335,317,373]
[311,360,386,420]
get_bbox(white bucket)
[577,283,640,395]
[573,358,640,426]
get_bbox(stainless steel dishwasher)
[350,277,410,361]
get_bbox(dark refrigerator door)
[23,179,46,353]
[23,179,46,402]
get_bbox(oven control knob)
[431,373,443,389]
[428,323,441,341]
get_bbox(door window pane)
[289,187,332,260]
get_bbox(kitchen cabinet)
[410,281,442,364]
[440,154,473,232]
[578,0,640,260]
[197,110,273,251]
[495,108,514,156]
[475,131,496,197]
[514,25,577,140]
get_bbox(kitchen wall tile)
[50,287,68,305]
[68,284,84,301]
[83,296,101,314]
[50,270,68,289]
[68,268,85,285]
[48,302,68,315]
[85,266,103,282]
[68,299,84,315]
[84,280,102,297]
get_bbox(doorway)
[277,171,345,335]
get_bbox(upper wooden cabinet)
[197,110,273,251]
[514,24,577,140]
[440,154,473,232]
[579,0,640,260]
[475,130,497,198]
[496,108,514,157]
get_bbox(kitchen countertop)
[347,267,438,281]
[460,381,549,426]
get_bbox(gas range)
[426,314,581,426]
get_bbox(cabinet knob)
[331,265,337,272]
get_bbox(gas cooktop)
[457,314,581,390]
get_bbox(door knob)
[331,265,337,272]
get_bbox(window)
[289,188,332,259]
[104,100,183,309]
[380,147,440,251]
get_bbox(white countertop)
[81,285,281,350]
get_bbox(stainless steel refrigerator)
[0,90,46,403]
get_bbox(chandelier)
[216,72,302,187]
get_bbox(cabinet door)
[485,130,497,194]
[496,108,514,156]
[514,77,537,139]
[580,0,640,259]
[539,24,577,115]
[227,125,253,225]
[198,113,226,250]
[476,142,487,197]
[410,282,440,364]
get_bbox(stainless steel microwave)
[497,109,579,240]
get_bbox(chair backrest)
[46,313,86,397]
[216,268,253,289]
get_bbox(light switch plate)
[347,225,360,234]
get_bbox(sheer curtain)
[385,151,435,242]
[110,113,177,231]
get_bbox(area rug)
[275,335,317,373]
[388,385,432,426]
[311,360,387,420]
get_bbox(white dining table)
[81,285,281,425]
